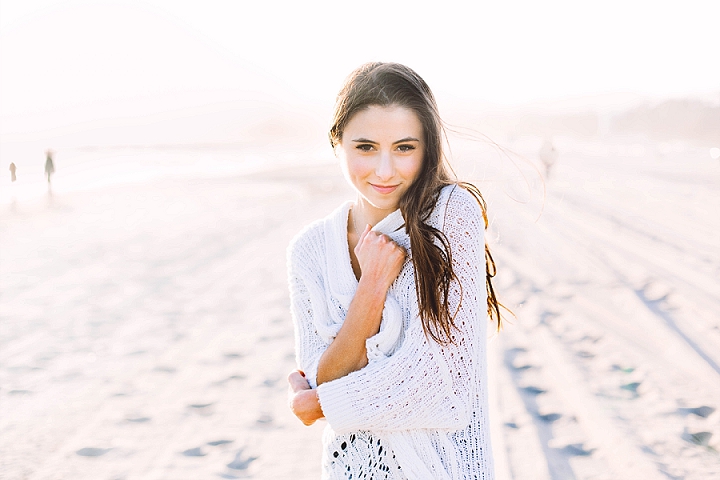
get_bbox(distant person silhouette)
[45,150,55,193]
[9,162,18,210]
[539,138,558,178]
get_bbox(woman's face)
[336,105,424,216]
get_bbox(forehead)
[343,105,423,139]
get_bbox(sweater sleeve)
[287,230,331,389]
[316,188,488,433]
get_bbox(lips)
[370,183,399,194]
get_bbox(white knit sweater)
[288,184,494,479]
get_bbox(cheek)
[338,157,365,188]
[403,153,424,181]
[343,155,373,179]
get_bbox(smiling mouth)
[370,184,399,194]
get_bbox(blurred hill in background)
[443,92,720,146]
[3,89,718,167]
[611,98,720,144]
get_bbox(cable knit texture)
[288,184,494,479]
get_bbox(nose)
[375,150,395,181]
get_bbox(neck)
[353,197,397,229]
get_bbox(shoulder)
[287,202,350,271]
[287,216,324,260]
[430,183,486,232]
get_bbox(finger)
[357,223,372,245]
[288,370,308,386]
[288,371,311,392]
[355,225,373,256]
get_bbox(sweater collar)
[324,203,409,302]
[371,208,405,236]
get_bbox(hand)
[354,224,406,293]
[287,370,324,426]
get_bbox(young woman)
[287,62,501,479]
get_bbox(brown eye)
[356,144,374,152]
[397,144,415,152]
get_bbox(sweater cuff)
[304,358,320,390]
[365,334,388,362]
[316,376,361,434]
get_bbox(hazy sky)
[1,0,718,138]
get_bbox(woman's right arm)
[288,224,405,425]
[315,225,406,385]
[288,224,403,388]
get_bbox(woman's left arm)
[316,190,488,433]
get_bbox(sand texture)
[1,143,719,479]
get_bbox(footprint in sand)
[612,364,635,374]
[509,357,534,371]
[508,346,528,354]
[125,416,151,423]
[641,280,672,305]
[505,347,532,371]
[223,352,244,361]
[620,382,642,395]
[262,377,281,388]
[256,414,274,426]
[522,386,547,396]
[538,413,562,423]
[8,389,33,395]
[677,406,716,418]
[77,447,111,457]
[258,335,280,343]
[111,391,134,398]
[580,334,603,344]
[182,447,207,457]
[227,449,258,470]
[540,311,560,324]
[188,403,215,416]
[208,439,234,447]
[682,430,713,447]
[559,443,595,456]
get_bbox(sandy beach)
[1,140,719,479]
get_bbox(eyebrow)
[351,137,421,144]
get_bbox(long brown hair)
[329,62,502,343]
